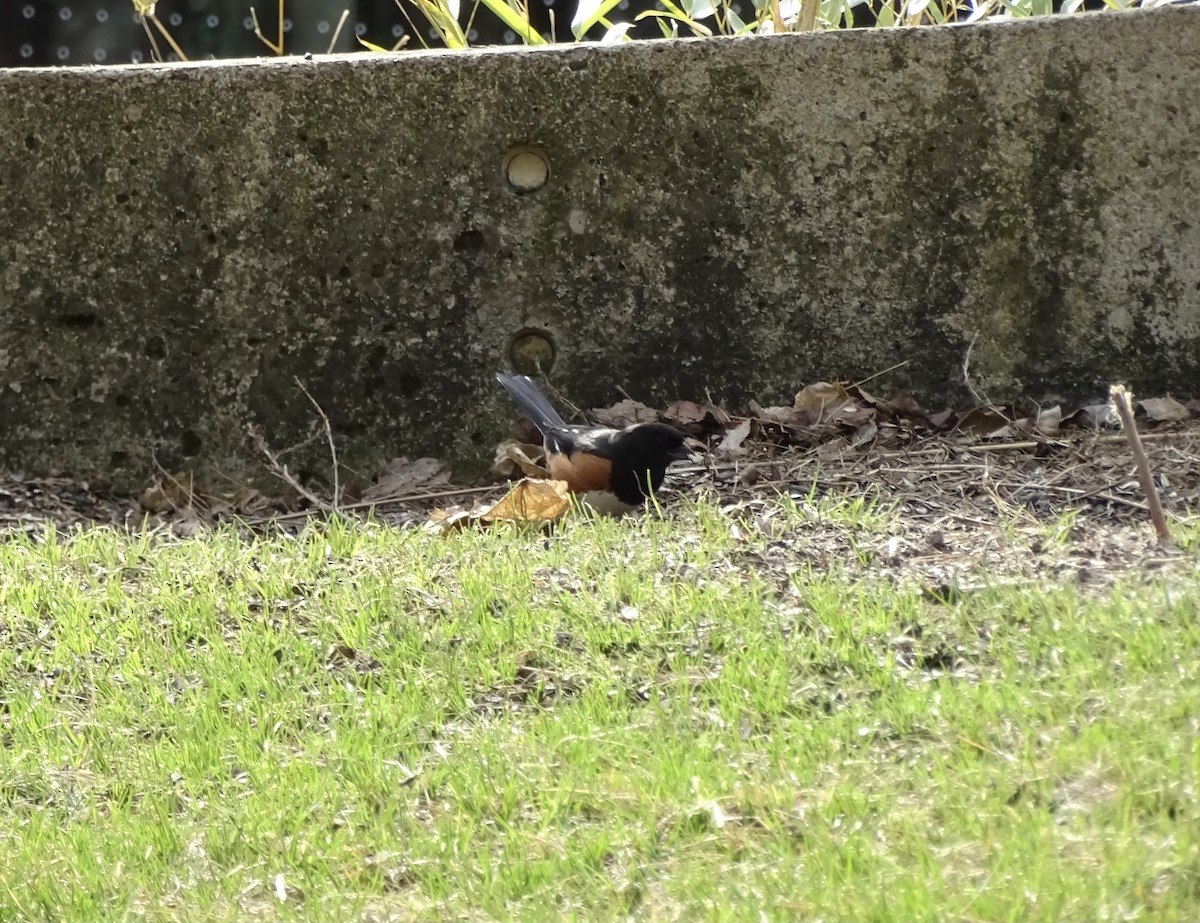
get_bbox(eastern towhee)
[496,373,694,509]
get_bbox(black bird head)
[609,422,694,503]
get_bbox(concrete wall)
[1,6,1198,489]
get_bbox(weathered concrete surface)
[1,7,1198,489]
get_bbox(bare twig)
[138,14,163,62]
[249,0,285,55]
[392,0,431,48]
[961,334,1015,426]
[248,484,502,525]
[958,735,1016,763]
[295,378,340,512]
[536,375,587,423]
[247,425,330,512]
[852,360,911,390]
[327,9,351,53]
[997,481,1150,513]
[1110,384,1172,546]
[903,432,1178,457]
[146,13,189,60]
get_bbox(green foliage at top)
[129,0,1175,64]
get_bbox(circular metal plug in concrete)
[509,328,556,375]
[504,146,550,194]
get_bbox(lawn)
[0,486,1197,922]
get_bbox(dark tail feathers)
[495,373,567,434]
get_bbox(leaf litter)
[1,380,1198,586]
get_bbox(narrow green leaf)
[573,0,625,36]
[477,0,549,42]
[634,7,713,32]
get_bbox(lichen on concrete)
[0,6,1198,490]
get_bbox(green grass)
[0,498,1197,921]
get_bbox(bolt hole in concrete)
[59,312,99,328]
[181,429,203,456]
[144,335,166,359]
[454,228,486,251]
[398,373,423,396]
[509,328,557,375]
[503,145,551,194]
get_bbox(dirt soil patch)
[3,416,1197,588]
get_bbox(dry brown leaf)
[1138,396,1190,423]
[425,479,571,534]
[839,406,876,427]
[140,473,195,513]
[592,399,659,428]
[737,463,780,486]
[956,407,1012,436]
[984,420,1022,440]
[848,419,878,448]
[168,506,205,538]
[750,403,806,427]
[816,436,850,459]
[207,487,275,517]
[482,479,571,524]
[1061,403,1117,429]
[881,391,928,418]
[841,387,927,422]
[490,440,548,481]
[364,457,450,501]
[662,400,710,426]
[716,418,752,458]
[663,400,728,433]
[793,381,855,419]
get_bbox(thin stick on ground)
[250,484,503,525]
[247,425,330,512]
[961,334,1015,427]
[1109,384,1172,547]
[295,377,341,513]
[852,359,911,390]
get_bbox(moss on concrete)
[0,6,1198,489]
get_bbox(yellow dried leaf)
[423,480,571,534]
[140,473,194,513]
[793,381,854,418]
[482,479,571,524]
